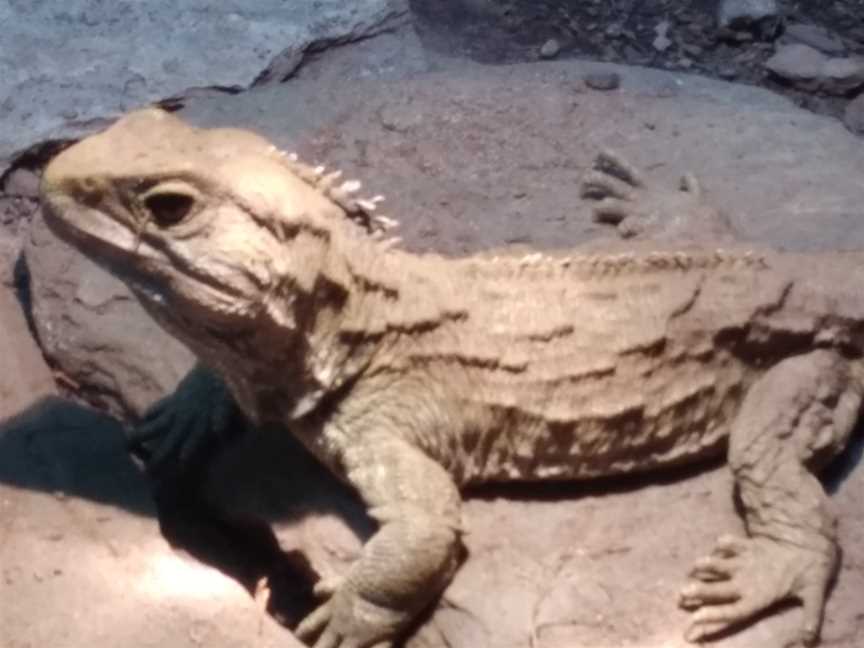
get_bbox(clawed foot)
[580,150,737,242]
[128,366,246,483]
[294,577,405,648]
[680,534,836,646]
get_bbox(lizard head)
[40,108,394,348]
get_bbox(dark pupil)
[145,193,193,227]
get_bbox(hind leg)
[579,150,738,242]
[680,350,861,646]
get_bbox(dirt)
[411,0,864,120]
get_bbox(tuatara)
[39,108,864,647]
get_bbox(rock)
[844,93,864,135]
[717,0,781,38]
[539,38,561,60]
[0,285,55,419]
[0,192,38,287]
[765,43,864,94]
[782,22,847,56]
[764,43,827,90]
[2,167,40,198]
[823,56,864,94]
[652,20,673,52]
[584,71,621,91]
[0,0,410,174]
[25,212,195,420]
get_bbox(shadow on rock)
[0,396,153,515]
[0,395,373,629]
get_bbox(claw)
[296,600,332,642]
[594,149,644,187]
[580,170,637,200]
[679,172,702,198]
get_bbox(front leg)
[129,364,249,486]
[295,432,463,648]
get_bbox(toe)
[685,600,755,641]
[713,534,747,557]
[679,581,741,609]
[296,601,332,642]
[313,628,341,648]
[590,198,631,225]
[689,555,739,582]
[594,150,644,187]
[580,171,637,201]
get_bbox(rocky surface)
[0,284,55,419]
[18,57,864,647]
[26,212,195,420]
[412,0,864,124]
[0,0,409,173]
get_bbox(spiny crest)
[265,145,401,246]
[478,248,770,279]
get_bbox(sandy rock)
[0,285,54,420]
[25,213,195,420]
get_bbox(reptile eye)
[142,183,198,228]
[144,191,195,228]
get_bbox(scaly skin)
[40,109,864,647]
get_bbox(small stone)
[718,65,739,80]
[584,71,621,91]
[822,57,864,94]
[783,22,846,56]
[843,94,864,135]
[764,43,826,90]
[765,44,864,94]
[2,168,40,198]
[717,0,781,39]
[539,38,561,59]
[653,20,673,52]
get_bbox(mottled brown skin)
[40,109,864,648]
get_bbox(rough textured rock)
[25,213,195,420]
[0,285,54,420]
[24,58,864,647]
[0,167,41,288]
[782,22,847,56]
[844,92,864,135]
[717,0,780,37]
[0,0,409,173]
[0,398,296,648]
[765,43,864,94]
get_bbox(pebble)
[843,93,864,135]
[584,71,621,91]
[539,38,561,59]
